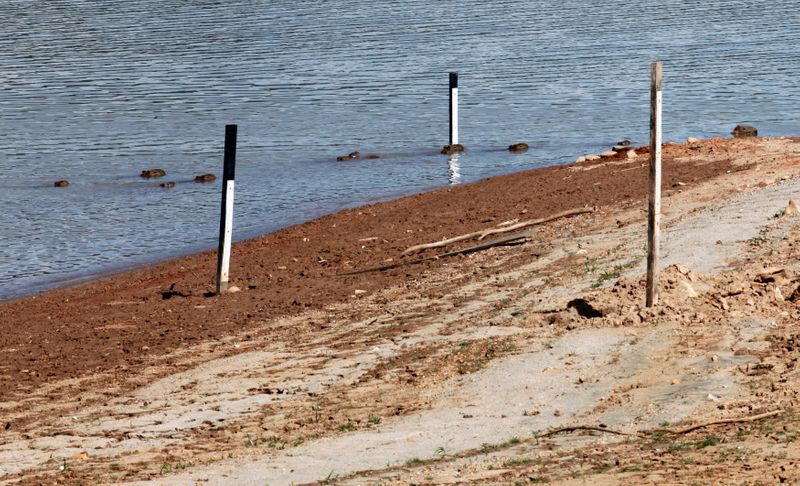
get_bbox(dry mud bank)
[2,137,800,484]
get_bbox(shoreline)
[0,147,564,303]
[4,135,800,483]
[0,136,756,397]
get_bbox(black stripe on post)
[449,71,458,89]
[222,125,237,181]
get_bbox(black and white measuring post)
[216,124,237,294]
[646,61,663,308]
[449,72,459,146]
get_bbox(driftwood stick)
[477,207,595,240]
[537,425,634,438]
[401,230,484,256]
[402,206,594,255]
[340,230,532,276]
[650,410,783,436]
[538,410,783,442]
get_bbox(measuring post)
[449,72,459,146]
[216,124,237,294]
[646,61,663,307]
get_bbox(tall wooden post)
[449,72,459,146]
[646,62,663,307]
[216,124,237,294]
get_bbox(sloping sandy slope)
[2,137,800,485]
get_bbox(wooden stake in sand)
[216,124,237,294]
[449,72,459,146]
[646,61,663,307]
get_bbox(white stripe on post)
[646,61,663,308]
[216,124,237,294]
[449,72,459,146]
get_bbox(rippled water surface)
[1,0,798,299]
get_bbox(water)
[1,0,798,300]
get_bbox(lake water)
[1,0,798,300]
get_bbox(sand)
[2,136,800,485]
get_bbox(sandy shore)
[0,139,741,396]
[2,136,800,484]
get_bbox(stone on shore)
[140,168,166,178]
[441,144,465,155]
[53,180,69,187]
[731,125,758,138]
[785,200,800,216]
[687,137,701,143]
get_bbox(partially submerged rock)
[140,168,166,178]
[336,151,360,161]
[53,180,69,187]
[364,154,380,160]
[441,144,465,155]
[732,125,758,138]
[160,181,175,189]
[194,173,217,183]
[508,143,528,153]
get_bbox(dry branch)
[537,425,634,438]
[340,230,533,276]
[537,410,784,442]
[402,206,594,255]
[651,409,783,436]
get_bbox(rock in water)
[731,125,758,138]
[336,151,360,161]
[194,173,217,183]
[508,143,529,152]
[441,144,465,155]
[54,180,69,187]
[160,181,175,188]
[140,168,166,178]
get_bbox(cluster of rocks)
[54,169,218,189]
[572,125,761,165]
[141,169,217,188]
[336,142,530,159]
[575,139,638,163]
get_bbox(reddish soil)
[0,140,744,399]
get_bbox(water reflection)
[448,154,461,185]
